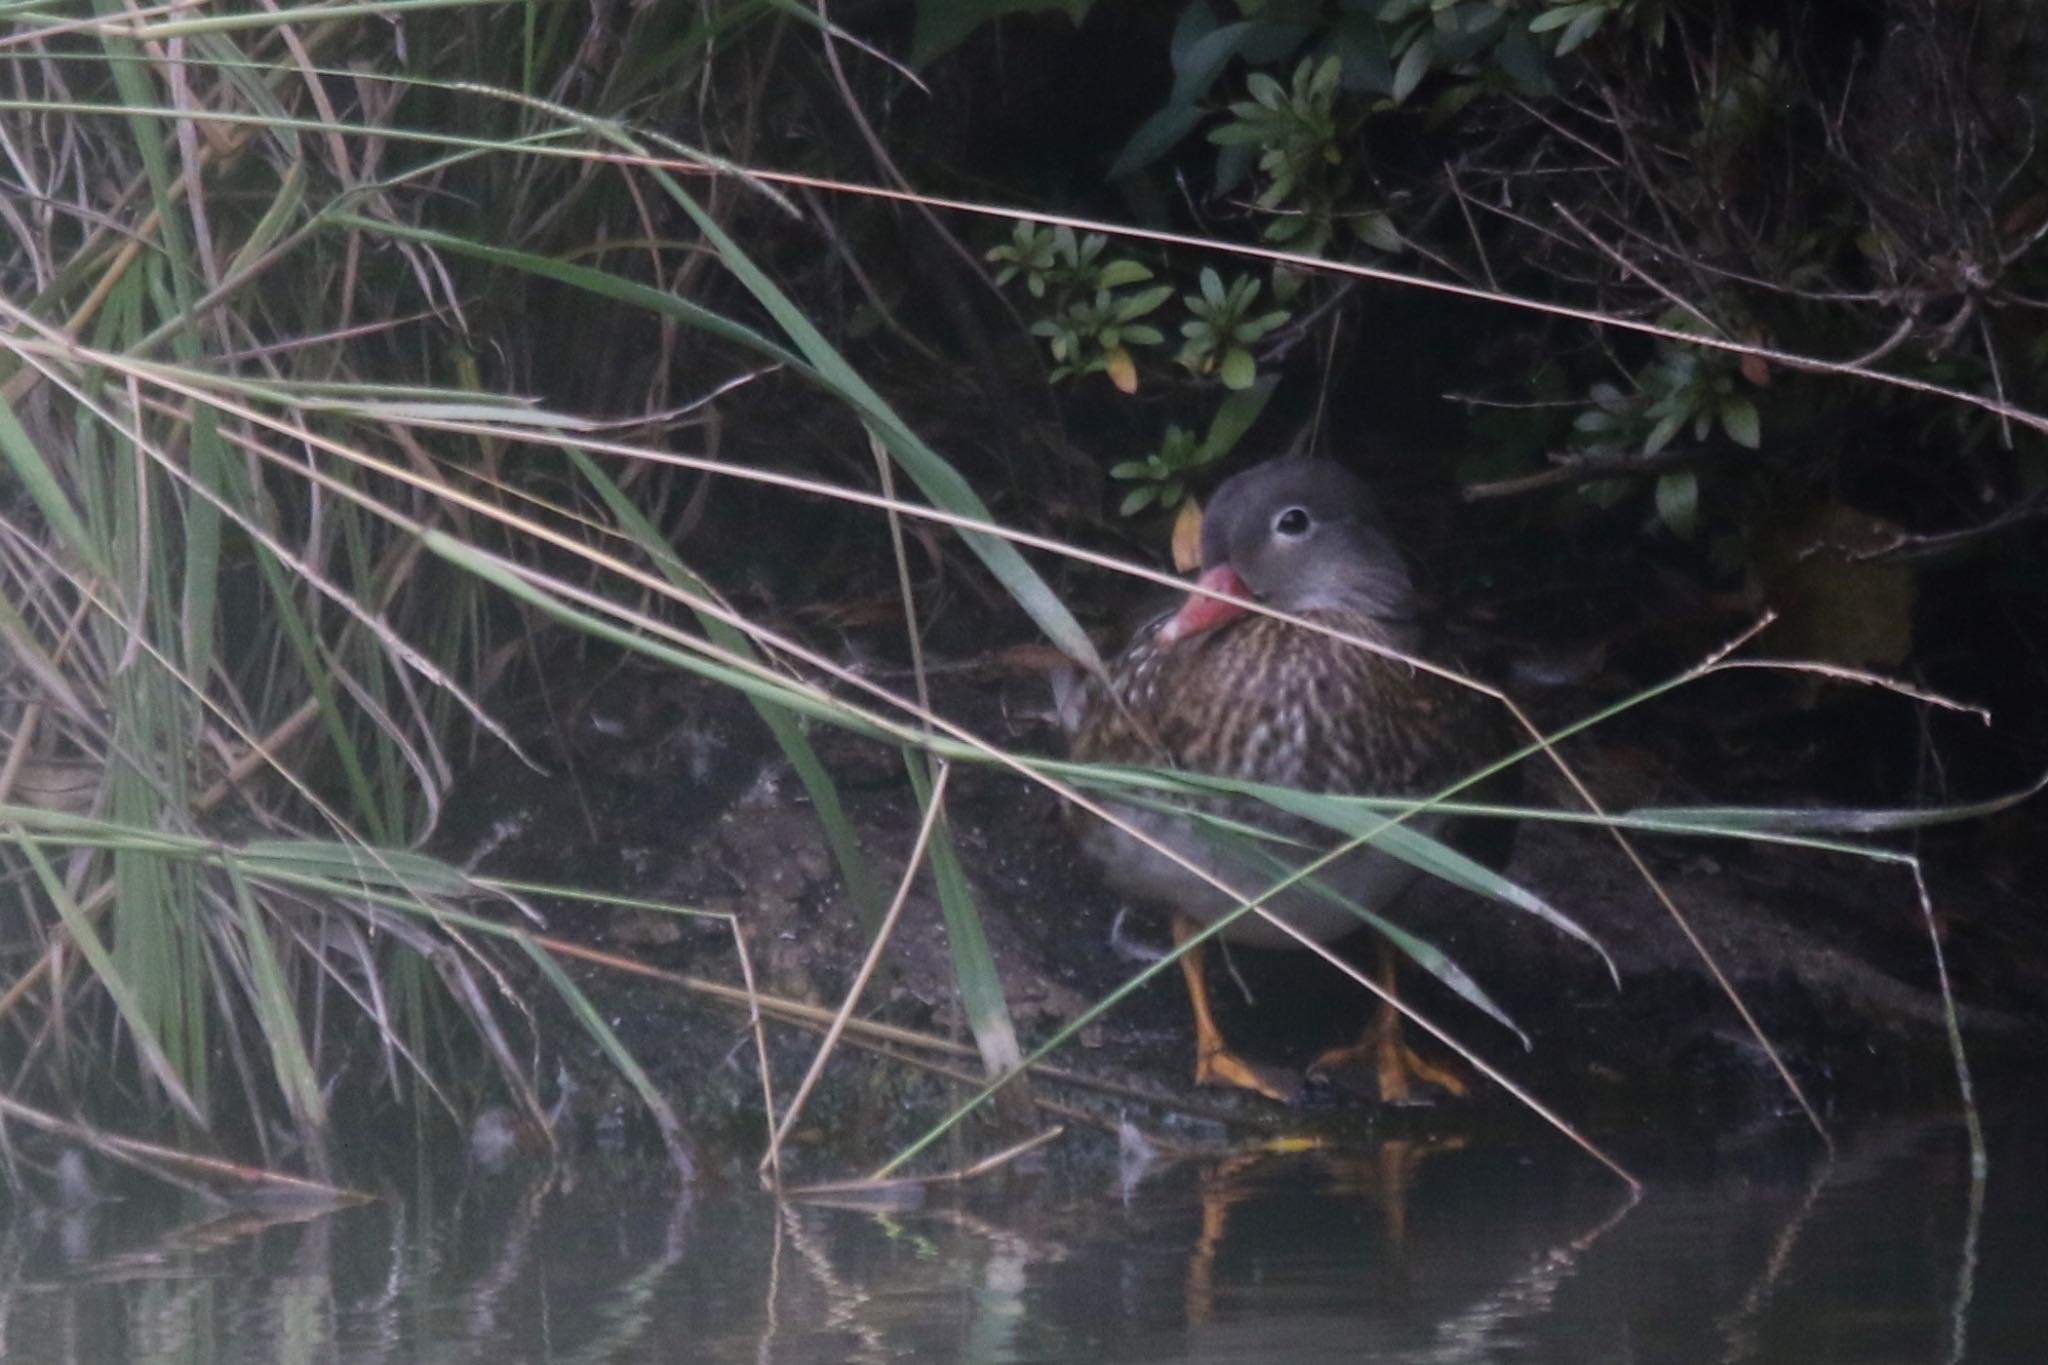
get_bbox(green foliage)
[1569,338,1762,466]
[1110,378,1278,514]
[1527,0,1666,56]
[1373,0,1550,105]
[1113,424,1208,516]
[988,222,1171,385]
[1563,325,1762,538]
[1178,267,1291,388]
[1639,346,1761,457]
[1209,54,1348,250]
[987,226,1290,392]
[910,0,1095,65]
[985,223,1291,515]
[1099,0,2023,554]
[1694,30,1781,178]
[986,213,1294,515]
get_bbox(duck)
[1066,456,1515,1102]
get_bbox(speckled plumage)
[1066,459,1512,951]
[1073,607,1501,795]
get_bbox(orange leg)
[1173,913,1294,1102]
[1309,939,1468,1104]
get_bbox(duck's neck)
[1299,598,1423,652]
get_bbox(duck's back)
[1074,609,1505,790]
[1068,608,1515,947]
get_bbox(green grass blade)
[908,758,1025,1079]
[322,212,815,372]
[1095,764,1615,979]
[560,444,886,927]
[516,936,695,1175]
[235,839,477,896]
[7,831,208,1126]
[224,867,327,1131]
[0,393,109,577]
[423,529,911,743]
[1629,775,2048,836]
[621,153,1100,672]
[1230,837,1528,1045]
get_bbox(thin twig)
[760,763,952,1182]
[0,1092,369,1202]
[784,1125,1063,1199]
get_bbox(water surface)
[5,1109,2040,1363]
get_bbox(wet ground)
[424,639,2048,1186]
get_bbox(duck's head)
[1158,458,1416,644]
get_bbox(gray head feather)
[1201,458,1416,626]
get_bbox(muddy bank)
[430,651,2048,1179]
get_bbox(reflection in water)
[0,1112,2039,1364]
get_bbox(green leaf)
[1113,102,1209,176]
[391,97,1114,683]
[1493,18,1554,89]
[1115,283,1176,319]
[1355,211,1404,253]
[426,534,905,747]
[224,868,324,1131]
[1174,20,1274,104]
[1214,139,1256,194]
[223,159,307,280]
[1220,347,1259,389]
[1202,374,1279,455]
[1121,484,1160,515]
[1555,6,1608,56]
[1208,120,1278,147]
[331,213,813,374]
[1391,32,1434,102]
[1721,396,1761,449]
[1655,470,1700,540]
[1527,3,1586,34]
[1631,774,2048,836]
[1309,54,1343,101]
[1644,408,1687,455]
[1096,259,1154,288]
[1263,214,1312,243]
[1169,0,1220,69]
[1334,15,1397,93]
[1094,767,1615,991]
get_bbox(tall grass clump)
[0,0,984,1180]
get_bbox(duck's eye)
[1273,506,1311,537]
